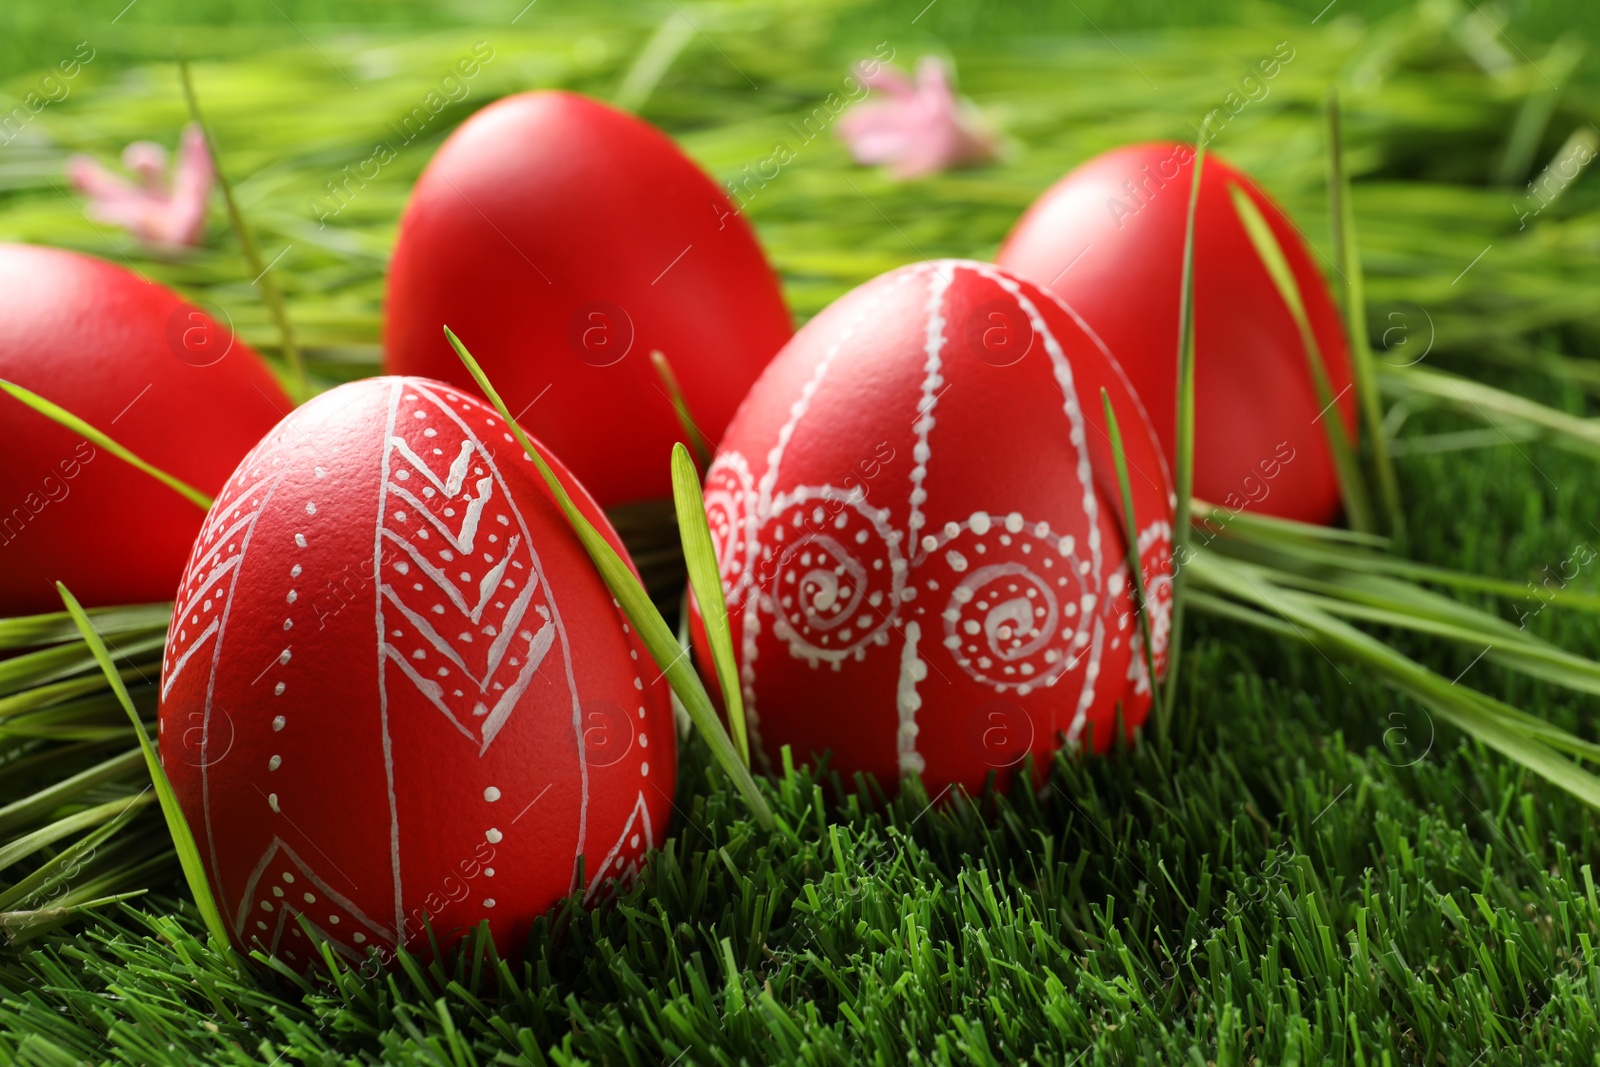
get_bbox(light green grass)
[2,0,1600,1063]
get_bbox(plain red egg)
[692,261,1172,797]
[158,376,675,966]
[383,91,793,509]
[0,244,291,615]
[997,142,1355,525]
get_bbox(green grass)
[3,0,1600,1062]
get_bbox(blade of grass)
[1198,507,1600,614]
[1188,554,1600,808]
[0,787,150,913]
[1389,427,1543,456]
[57,583,233,949]
[444,327,776,832]
[614,10,697,111]
[0,792,153,872]
[1163,141,1205,728]
[0,380,211,510]
[1493,39,1586,185]
[1,891,150,945]
[671,443,749,766]
[1380,364,1600,458]
[1215,557,1600,697]
[1100,389,1161,712]
[652,350,713,472]
[1228,181,1375,533]
[0,667,155,720]
[614,10,697,112]
[1327,88,1404,540]
[1184,586,1600,763]
[0,632,166,697]
[0,748,144,837]
[0,603,171,652]
[1193,499,1388,548]
[177,56,309,403]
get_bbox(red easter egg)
[383,91,793,509]
[158,376,675,966]
[693,261,1172,797]
[997,143,1355,525]
[0,244,290,614]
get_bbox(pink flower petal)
[856,62,916,99]
[66,123,214,247]
[837,56,997,180]
[122,142,170,194]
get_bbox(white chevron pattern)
[375,384,561,753]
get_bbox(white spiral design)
[916,511,1091,694]
[757,486,905,665]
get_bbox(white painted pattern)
[374,380,405,940]
[712,262,1118,773]
[906,267,954,540]
[702,451,757,608]
[183,441,292,922]
[738,272,912,744]
[1127,519,1175,696]
[162,472,281,700]
[583,791,653,903]
[960,262,1108,742]
[758,485,906,666]
[372,381,592,944]
[896,621,926,773]
[922,512,1093,695]
[236,837,393,960]
[376,385,563,754]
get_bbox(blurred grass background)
[3,0,1600,1063]
[2,0,1597,365]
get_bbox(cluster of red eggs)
[0,92,1353,966]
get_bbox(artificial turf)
[3,0,1600,1062]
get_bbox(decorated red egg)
[0,244,291,614]
[158,376,675,966]
[997,143,1355,525]
[383,91,793,509]
[693,260,1172,797]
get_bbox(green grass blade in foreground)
[1197,504,1600,614]
[1193,499,1387,547]
[0,602,172,651]
[0,793,153,872]
[1228,182,1374,533]
[2,891,150,946]
[1380,364,1600,458]
[178,56,308,404]
[1183,587,1600,765]
[0,631,165,697]
[1100,389,1160,711]
[56,583,232,948]
[1327,88,1404,540]
[444,327,776,831]
[1164,141,1205,727]
[1210,555,1600,698]
[651,351,713,471]
[0,786,149,915]
[671,443,749,767]
[1187,555,1600,810]
[0,748,144,837]
[0,379,212,510]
